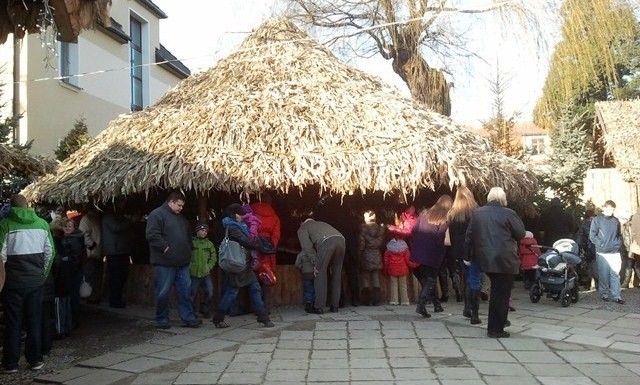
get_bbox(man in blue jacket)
[146,191,201,329]
[0,194,54,373]
[589,200,624,304]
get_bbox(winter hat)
[225,203,246,218]
[195,222,209,232]
[242,203,253,214]
[525,231,534,238]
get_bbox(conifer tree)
[54,118,90,161]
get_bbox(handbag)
[79,275,92,298]
[218,227,247,273]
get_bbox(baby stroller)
[529,239,582,307]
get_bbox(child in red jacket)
[384,238,419,305]
[519,231,541,290]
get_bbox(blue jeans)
[217,281,268,322]
[303,279,315,304]
[465,261,482,291]
[190,276,214,314]
[2,285,44,369]
[154,265,197,326]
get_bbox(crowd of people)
[1,187,639,373]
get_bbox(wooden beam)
[50,0,78,43]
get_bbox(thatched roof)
[0,144,57,177]
[0,0,111,44]
[594,99,640,182]
[23,18,536,204]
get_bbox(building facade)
[0,0,189,156]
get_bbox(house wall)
[584,168,640,216]
[0,0,186,156]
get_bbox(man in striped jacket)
[0,194,54,373]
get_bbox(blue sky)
[153,0,559,127]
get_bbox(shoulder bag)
[218,227,247,273]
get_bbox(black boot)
[621,267,633,288]
[470,289,481,325]
[463,287,471,318]
[304,302,313,313]
[415,302,431,318]
[372,288,381,306]
[361,288,371,306]
[438,273,449,303]
[256,308,274,327]
[433,296,444,313]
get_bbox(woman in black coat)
[212,204,274,328]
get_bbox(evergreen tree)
[54,118,90,161]
[481,69,521,157]
[540,103,594,206]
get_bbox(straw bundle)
[0,144,57,177]
[0,0,111,44]
[23,18,536,204]
[595,99,640,182]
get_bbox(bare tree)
[285,0,547,116]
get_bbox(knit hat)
[195,222,209,232]
[524,231,534,238]
[225,203,246,218]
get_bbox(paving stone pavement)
[35,289,640,384]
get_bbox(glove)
[463,260,471,267]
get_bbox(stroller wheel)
[529,284,541,303]
[570,287,579,303]
[560,288,571,307]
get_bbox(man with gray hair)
[465,187,525,338]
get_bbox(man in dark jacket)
[465,187,525,339]
[146,191,201,329]
[102,202,132,308]
[540,198,577,246]
[589,200,624,304]
[0,194,54,373]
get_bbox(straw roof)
[0,0,111,44]
[0,144,57,177]
[23,18,536,204]
[594,99,640,182]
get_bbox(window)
[130,17,144,111]
[59,42,79,87]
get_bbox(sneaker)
[614,298,625,304]
[30,362,44,371]
[400,302,410,306]
[601,296,610,302]
[261,320,275,327]
[156,323,171,330]
[2,367,18,374]
[389,301,399,306]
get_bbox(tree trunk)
[392,51,451,116]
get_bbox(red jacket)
[251,202,281,270]
[519,237,541,270]
[383,239,419,276]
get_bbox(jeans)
[465,261,482,291]
[2,285,44,369]
[154,265,197,326]
[596,252,622,300]
[218,281,268,321]
[303,279,315,304]
[190,276,214,314]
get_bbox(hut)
[586,100,640,215]
[0,144,57,178]
[0,0,112,44]
[23,18,537,306]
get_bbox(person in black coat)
[465,187,525,338]
[53,218,85,330]
[211,204,274,328]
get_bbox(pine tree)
[481,70,521,157]
[54,118,90,161]
[540,103,594,206]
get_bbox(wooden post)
[196,194,208,223]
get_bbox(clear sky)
[153,0,559,127]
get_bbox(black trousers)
[107,254,129,306]
[486,273,515,333]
